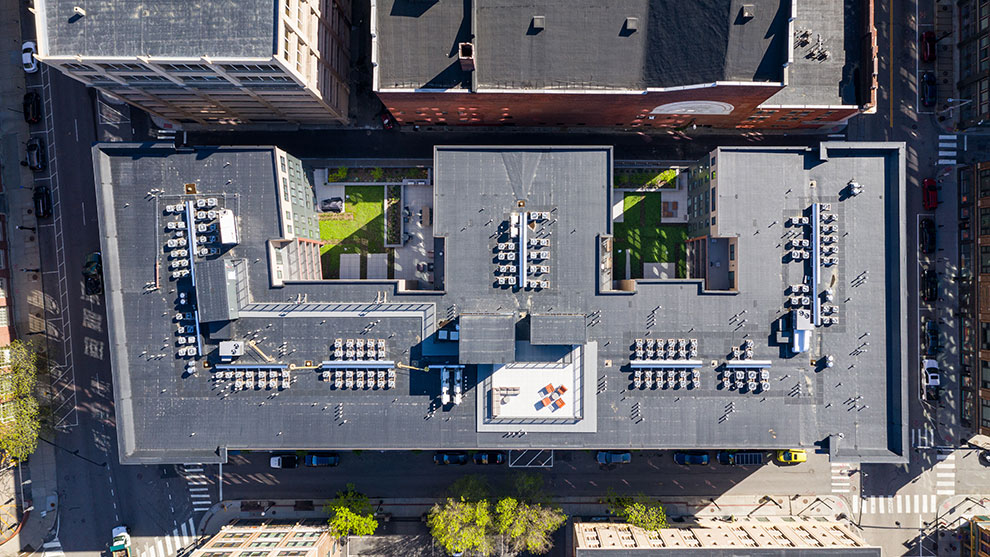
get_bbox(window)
[0,250,6,270]
[258,532,287,539]
[222,532,250,539]
[982,322,990,350]
[292,531,321,538]
[980,169,990,199]
[982,246,990,274]
[0,308,8,328]
[983,398,990,428]
[981,360,990,389]
[249,541,279,547]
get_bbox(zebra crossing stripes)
[853,494,938,515]
[830,462,852,493]
[138,517,196,557]
[936,135,956,166]
[182,463,214,512]
[935,451,956,495]
[42,538,64,557]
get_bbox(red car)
[923,178,938,210]
[921,31,936,63]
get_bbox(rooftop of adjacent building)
[36,0,277,58]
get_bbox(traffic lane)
[222,450,830,501]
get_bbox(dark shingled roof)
[39,0,277,58]
[375,0,788,91]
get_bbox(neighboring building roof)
[374,0,788,91]
[37,0,277,58]
[763,0,862,106]
[530,314,586,345]
[459,314,516,364]
[195,259,245,323]
[94,143,906,465]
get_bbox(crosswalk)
[830,462,853,493]
[937,134,957,166]
[182,463,214,513]
[138,517,196,557]
[935,451,956,496]
[853,494,939,515]
[912,425,935,448]
[41,538,64,557]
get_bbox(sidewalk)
[198,493,851,539]
[0,0,60,551]
[934,495,990,556]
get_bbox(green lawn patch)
[320,186,385,278]
[613,192,688,279]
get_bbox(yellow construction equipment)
[396,362,429,372]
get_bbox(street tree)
[602,490,668,531]
[324,483,378,539]
[0,341,44,466]
[494,496,566,556]
[427,497,494,556]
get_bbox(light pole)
[938,98,973,115]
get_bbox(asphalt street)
[14,0,990,556]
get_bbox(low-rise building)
[190,518,337,557]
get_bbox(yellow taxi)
[775,449,807,464]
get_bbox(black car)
[434,452,468,465]
[921,269,938,303]
[83,252,103,296]
[920,72,937,108]
[33,186,52,219]
[25,137,46,171]
[924,319,939,357]
[919,218,935,255]
[979,450,990,467]
[23,92,41,124]
[473,451,505,465]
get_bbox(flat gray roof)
[38,0,276,58]
[531,314,587,345]
[375,0,788,91]
[459,314,516,364]
[95,143,906,465]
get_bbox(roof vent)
[532,15,545,30]
[73,6,87,16]
[624,17,638,32]
[741,4,755,20]
[458,42,475,71]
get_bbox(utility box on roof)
[219,341,245,361]
[218,208,238,246]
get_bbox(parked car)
[979,450,990,467]
[473,451,505,465]
[924,319,939,357]
[921,269,938,303]
[33,186,52,219]
[922,178,938,210]
[23,92,42,124]
[22,41,38,73]
[304,452,340,467]
[380,110,396,130]
[83,252,103,296]
[269,454,299,468]
[25,137,46,172]
[673,452,709,466]
[920,72,937,108]
[919,218,935,254]
[921,359,941,402]
[715,451,764,466]
[433,452,468,465]
[775,449,807,464]
[921,31,936,63]
[597,451,631,465]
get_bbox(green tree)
[427,498,494,556]
[0,341,44,466]
[328,167,348,182]
[448,474,490,501]
[602,490,668,531]
[370,167,385,181]
[493,497,566,556]
[324,483,378,538]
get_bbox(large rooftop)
[374,0,788,91]
[95,143,906,464]
[37,0,276,58]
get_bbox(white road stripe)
[181,521,190,545]
[938,490,955,495]
[939,134,957,140]
[156,539,165,557]
[896,496,902,513]
[189,487,210,491]
[165,534,174,555]
[921,496,928,513]
[191,493,211,499]
[852,496,859,514]
[869,497,876,514]
[914,494,920,513]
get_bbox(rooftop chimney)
[458,42,475,71]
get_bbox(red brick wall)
[380,83,858,129]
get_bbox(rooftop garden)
[612,192,687,280]
[319,186,386,278]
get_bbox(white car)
[22,41,38,73]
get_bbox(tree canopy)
[325,483,378,538]
[603,490,668,531]
[427,473,566,556]
[0,341,43,466]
